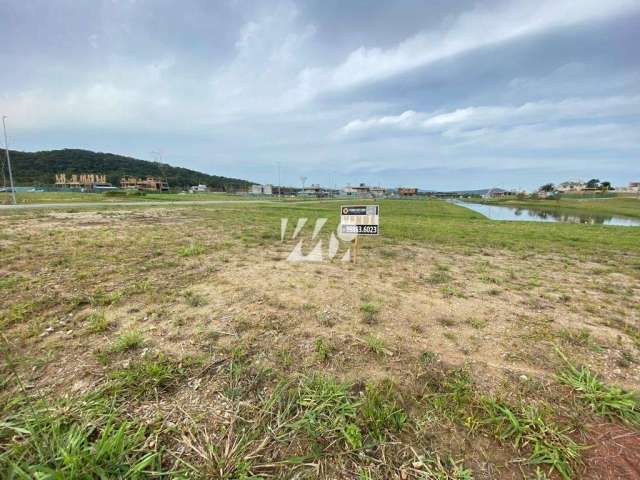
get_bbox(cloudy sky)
[2,0,639,190]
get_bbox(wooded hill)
[2,149,253,190]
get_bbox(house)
[627,182,640,193]
[249,184,273,195]
[556,181,585,193]
[300,184,329,197]
[483,188,514,198]
[342,183,386,197]
[189,184,208,193]
[398,187,418,196]
[121,176,169,191]
[55,173,108,188]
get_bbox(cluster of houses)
[246,182,415,198]
[537,180,640,196]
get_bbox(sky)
[1,0,639,191]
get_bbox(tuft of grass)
[420,350,439,365]
[0,395,165,477]
[90,289,124,307]
[358,382,407,442]
[86,311,110,333]
[293,375,362,449]
[360,302,380,324]
[364,335,386,357]
[184,290,207,307]
[411,451,473,480]
[314,337,334,362]
[111,330,144,352]
[480,398,582,480]
[426,270,452,285]
[178,241,206,257]
[468,318,487,329]
[556,350,640,426]
[109,356,185,398]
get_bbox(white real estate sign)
[340,205,379,235]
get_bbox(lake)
[453,201,640,227]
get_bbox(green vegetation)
[557,351,640,426]
[111,330,144,352]
[472,195,640,219]
[1,196,639,478]
[360,302,380,324]
[5,148,252,189]
[0,395,164,478]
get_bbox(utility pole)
[2,116,17,205]
[277,162,281,199]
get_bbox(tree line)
[2,149,253,190]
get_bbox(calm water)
[453,201,640,227]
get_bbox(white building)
[190,184,208,193]
[249,184,273,195]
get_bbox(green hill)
[1,149,253,190]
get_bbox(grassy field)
[1,199,639,479]
[469,195,640,219]
[1,191,267,204]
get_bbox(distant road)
[0,199,288,210]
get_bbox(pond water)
[453,201,640,227]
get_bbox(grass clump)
[90,289,124,307]
[293,375,362,449]
[420,350,439,365]
[109,356,185,398]
[178,241,206,257]
[111,329,144,352]
[314,337,334,362]
[360,302,380,324]
[411,451,473,479]
[85,311,110,333]
[426,270,452,285]
[358,382,407,442]
[184,290,207,307]
[0,395,165,478]
[364,335,386,357]
[556,350,640,426]
[480,398,582,480]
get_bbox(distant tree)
[586,178,600,189]
[600,181,612,191]
[539,183,555,193]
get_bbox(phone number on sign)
[341,224,379,234]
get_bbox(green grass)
[556,351,640,427]
[111,330,144,352]
[364,335,386,357]
[108,356,185,398]
[292,375,362,449]
[0,395,165,478]
[184,290,207,307]
[360,302,380,324]
[178,241,206,257]
[358,382,407,442]
[314,337,334,362]
[85,311,110,333]
[480,398,582,480]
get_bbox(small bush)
[111,330,144,352]
[86,311,110,333]
[178,242,206,257]
[360,303,380,324]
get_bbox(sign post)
[340,205,379,264]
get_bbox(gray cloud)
[1,0,639,189]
